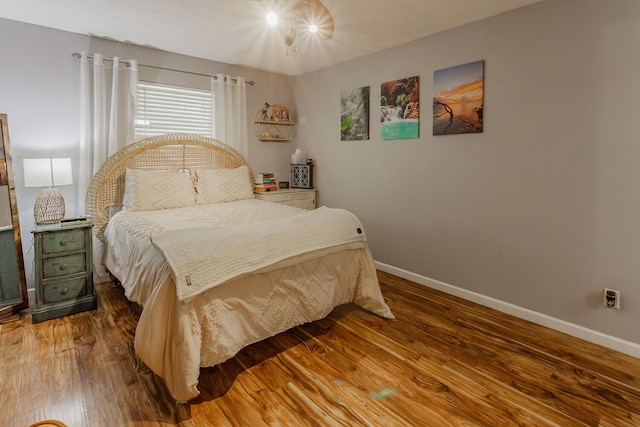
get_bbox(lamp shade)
[23,158,73,224]
[23,158,72,187]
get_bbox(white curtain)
[211,73,248,158]
[78,52,138,213]
[78,52,137,280]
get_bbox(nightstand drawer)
[261,193,290,204]
[291,192,313,201]
[42,253,86,279]
[43,277,87,304]
[41,228,86,255]
[254,188,316,210]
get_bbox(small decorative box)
[291,164,313,189]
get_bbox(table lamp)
[23,158,72,224]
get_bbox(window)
[135,82,214,139]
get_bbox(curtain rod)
[71,52,255,86]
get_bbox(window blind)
[135,82,214,138]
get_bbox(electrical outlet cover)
[604,288,621,310]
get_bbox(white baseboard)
[375,261,640,359]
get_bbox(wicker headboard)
[85,133,255,240]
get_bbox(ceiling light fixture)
[264,0,334,49]
[266,11,278,26]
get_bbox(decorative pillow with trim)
[123,169,197,211]
[195,166,254,204]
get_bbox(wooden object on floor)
[1,271,639,426]
[0,312,20,324]
[29,420,68,427]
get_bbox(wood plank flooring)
[1,270,639,426]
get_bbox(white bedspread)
[103,199,393,402]
[152,206,367,301]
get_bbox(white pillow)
[123,169,197,211]
[195,166,254,204]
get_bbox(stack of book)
[255,173,277,192]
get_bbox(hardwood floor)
[1,271,639,426]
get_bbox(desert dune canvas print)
[380,76,419,140]
[433,60,484,135]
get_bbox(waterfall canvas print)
[380,76,419,140]
[341,86,370,141]
[433,60,484,135]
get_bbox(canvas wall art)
[433,60,484,135]
[380,76,419,140]
[340,86,370,141]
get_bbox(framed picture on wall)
[273,106,291,122]
[340,86,370,141]
[380,76,419,140]
[433,60,484,135]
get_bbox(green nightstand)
[31,221,97,323]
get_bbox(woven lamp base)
[34,187,66,224]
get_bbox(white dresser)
[254,188,316,210]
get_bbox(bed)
[86,133,393,402]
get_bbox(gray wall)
[294,0,640,345]
[2,0,639,348]
[0,18,296,288]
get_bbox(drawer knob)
[60,239,69,246]
[61,287,69,295]
[60,263,68,270]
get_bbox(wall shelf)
[254,105,295,142]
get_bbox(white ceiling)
[0,0,542,76]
